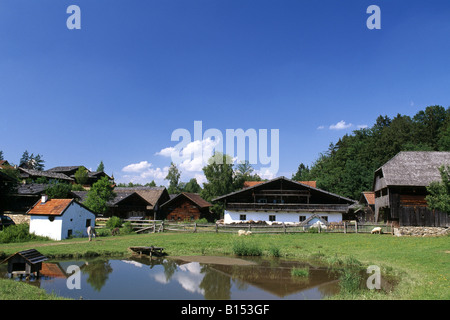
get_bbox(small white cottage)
[27,196,96,241]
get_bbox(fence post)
[283,222,286,234]
[344,222,346,234]
[355,221,358,234]
[318,223,321,233]
[153,220,156,233]
[194,222,197,233]
[215,223,218,233]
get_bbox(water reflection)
[1,256,340,300]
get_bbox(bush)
[121,222,133,234]
[232,240,262,256]
[106,216,123,230]
[0,224,49,243]
[339,269,362,294]
[291,267,309,278]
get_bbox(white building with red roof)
[27,196,96,240]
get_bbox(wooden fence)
[96,218,393,235]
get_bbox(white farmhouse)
[213,176,356,225]
[27,196,96,241]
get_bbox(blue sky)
[1,0,450,186]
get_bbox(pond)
[1,255,343,300]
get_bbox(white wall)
[224,210,342,224]
[29,202,95,241]
[61,203,95,239]
[29,216,64,241]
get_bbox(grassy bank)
[1,232,449,300]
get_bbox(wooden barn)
[373,151,450,227]
[72,190,153,219]
[357,191,375,222]
[113,187,170,220]
[213,176,356,224]
[160,192,212,221]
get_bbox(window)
[299,216,306,222]
[86,219,91,227]
[239,214,246,221]
[269,215,276,222]
[67,229,73,238]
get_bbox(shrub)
[268,246,281,257]
[232,240,262,256]
[121,222,133,234]
[106,216,123,230]
[0,224,49,243]
[339,269,362,294]
[291,267,309,278]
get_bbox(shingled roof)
[375,151,450,187]
[114,187,169,209]
[19,168,74,182]
[161,192,212,209]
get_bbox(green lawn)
[1,232,449,300]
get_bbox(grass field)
[1,231,449,300]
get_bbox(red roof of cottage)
[27,199,73,216]
[362,191,375,205]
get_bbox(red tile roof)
[27,199,73,216]
[362,191,375,205]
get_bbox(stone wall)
[5,214,30,225]
[393,226,449,237]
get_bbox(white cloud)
[120,161,169,185]
[156,137,221,173]
[329,120,352,130]
[122,161,152,173]
[357,124,368,129]
[155,147,176,157]
[317,125,325,130]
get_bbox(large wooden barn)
[213,176,356,224]
[160,192,212,221]
[373,151,450,227]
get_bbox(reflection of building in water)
[161,257,340,299]
[208,260,340,298]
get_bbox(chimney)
[41,195,48,204]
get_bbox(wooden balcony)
[225,202,349,212]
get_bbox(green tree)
[74,167,89,185]
[19,151,45,170]
[83,176,116,214]
[165,162,181,194]
[45,183,72,199]
[145,180,157,187]
[234,160,261,189]
[201,152,237,219]
[426,165,450,214]
[183,178,202,193]
[292,163,310,181]
[97,161,105,172]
